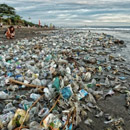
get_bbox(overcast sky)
[0,0,130,26]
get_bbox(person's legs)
[5,32,11,39]
[10,34,15,39]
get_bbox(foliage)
[0,4,15,17]
[0,4,36,26]
[0,4,55,28]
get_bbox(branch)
[72,108,76,130]
[18,95,44,130]
[13,126,28,130]
[40,95,61,125]
[9,79,46,89]
[63,110,73,130]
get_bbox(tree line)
[0,4,52,27]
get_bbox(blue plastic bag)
[61,86,72,100]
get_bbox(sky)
[0,0,130,26]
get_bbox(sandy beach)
[0,0,130,129]
[0,27,56,45]
[0,27,130,130]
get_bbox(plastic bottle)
[52,77,60,91]
[45,54,52,62]
[0,91,8,99]
[8,109,29,130]
[44,88,52,99]
[30,93,41,100]
[38,108,49,118]
[66,67,71,74]
[119,77,127,80]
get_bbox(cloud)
[96,14,130,22]
[0,0,130,26]
[15,6,36,11]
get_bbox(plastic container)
[38,108,49,118]
[77,89,88,100]
[0,91,8,99]
[52,77,60,91]
[30,93,41,100]
[8,109,29,130]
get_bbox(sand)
[0,27,55,45]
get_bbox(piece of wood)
[19,95,44,130]
[63,110,73,130]
[9,79,46,89]
[72,108,76,130]
[96,84,101,87]
[62,107,76,130]
[13,126,29,130]
[40,95,61,125]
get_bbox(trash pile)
[0,29,129,130]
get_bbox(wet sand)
[74,29,130,130]
[75,29,130,130]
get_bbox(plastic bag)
[61,86,73,100]
[52,77,60,91]
[8,109,29,130]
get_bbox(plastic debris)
[0,29,129,130]
[52,77,60,91]
[30,93,41,100]
[0,91,9,99]
[61,86,73,100]
[77,89,88,100]
[8,109,29,130]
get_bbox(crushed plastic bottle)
[0,91,9,99]
[38,108,49,118]
[30,93,41,100]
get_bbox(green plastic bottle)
[52,77,60,91]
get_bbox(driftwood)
[63,110,73,130]
[72,108,76,130]
[63,108,76,130]
[17,95,44,130]
[96,84,101,87]
[14,126,29,130]
[9,79,46,89]
[40,95,61,125]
